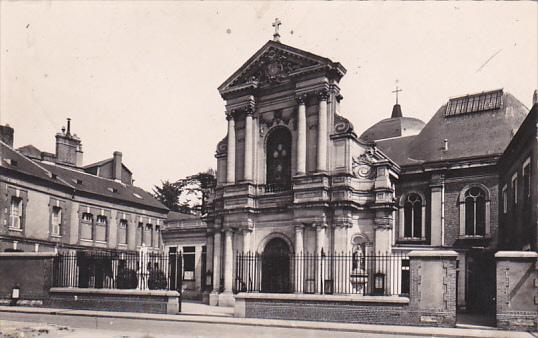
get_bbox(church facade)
[167,33,535,310]
[206,40,402,306]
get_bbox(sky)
[1,1,537,191]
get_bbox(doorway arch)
[261,237,291,293]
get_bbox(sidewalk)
[0,304,535,338]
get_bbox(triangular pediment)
[219,41,342,93]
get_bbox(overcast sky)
[1,1,537,191]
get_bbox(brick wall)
[0,253,56,302]
[235,250,458,328]
[495,251,538,331]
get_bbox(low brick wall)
[234,250,458,328]
[495,251,538,331]
[235,293,411,325]
[48,288,180,314]
[0,252,56,305]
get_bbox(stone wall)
[0,252,56,304]
[495,251,538,331]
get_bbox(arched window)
[403,193,423,238]
[266,127,292,191]
[464,187,486,236]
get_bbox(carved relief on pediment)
[230,47,318,88]
[352,149,376,179]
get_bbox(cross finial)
[392,80,403,104]
[272,18,282,42]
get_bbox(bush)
[148,269,167,290]
[116,268,138,289]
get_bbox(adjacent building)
[0,120,168,253]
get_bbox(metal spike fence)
[234,251,409,296]
[53,251,182,291]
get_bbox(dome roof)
[360,104,425,142]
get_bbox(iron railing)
[53,251,182,291]
[234,251,409,296]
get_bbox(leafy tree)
[176,169,217,215]
[153,169,216,215]
[153,180,183,212]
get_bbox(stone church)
[167,32,531,310]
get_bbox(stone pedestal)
[495,251,538,331]
[218,291,235,307]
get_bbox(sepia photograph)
[0,1,537,337]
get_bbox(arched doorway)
[261,237,291,293]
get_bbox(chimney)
[55,118,83,167]
[113,151,122,181]
[0,124,14,147]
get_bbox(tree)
[176,169,217,215]
[153,180,183,212]
[153,169,216,215]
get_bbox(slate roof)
[374,91,529,167]
[1,141,167,211]
[83,157,133,174]
[40,162,166,210]
[166,211,199,223]
[1,142,61,184]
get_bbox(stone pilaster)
[430,175,444,246]
[226,115,236,184]
[244,110,253,181]
[219,228,235,306]
[209,231,222,306]
[317,91,329,172]
[294,225,304,293]
[296,95,307,175]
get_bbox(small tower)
[55,118,83,167]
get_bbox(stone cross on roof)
[272,18,282,42]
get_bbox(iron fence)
[234,251,409,296]
[53,251,182,291]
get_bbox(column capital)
[295,94,308,105]
[226,114,235,121]
[223,228,235,234]
[317,89,329,101]
[294,223,305,231]
[315,223,328,230]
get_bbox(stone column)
[226,115,236,184]
[296,95,307,175]
[317,91,329,172]
[219,229,235,306]
[244,111,253,181]
[209,231,222,306]
[294,225,304,293]
[242,228,252,253]
[223,229,234,292]
[316,225,326,294]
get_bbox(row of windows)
[6,196,160,247]
[401,186,488,240]
[445,90,503,116]
[502,158,532,214]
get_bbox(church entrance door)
[261,238,291,293]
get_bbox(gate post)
[495,251,538,331]
[408,250,458,327]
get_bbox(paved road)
[0,312,425,338]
